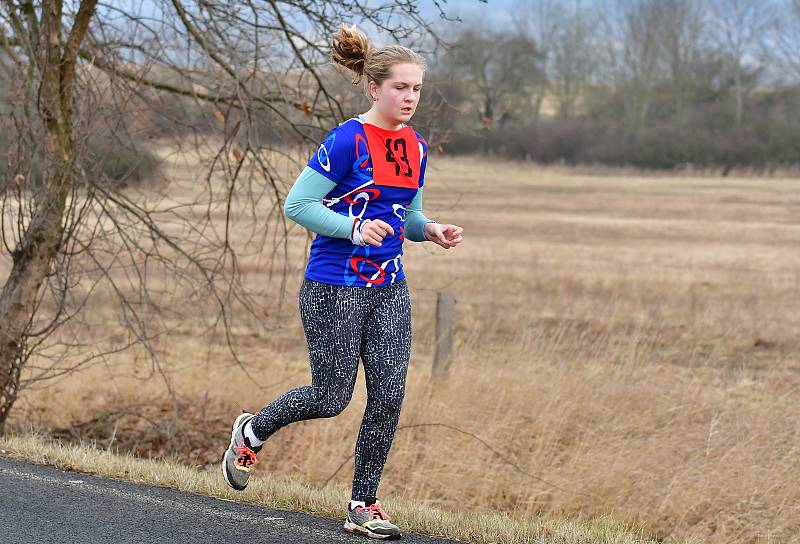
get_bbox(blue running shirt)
[304,116,429,287]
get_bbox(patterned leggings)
[249,278,412,502]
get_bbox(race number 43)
[363,124,421,189]
[384,137,413,178]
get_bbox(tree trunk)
[0,0,97,435]
[734,68,744,126]
[0,193,67,433]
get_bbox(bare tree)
[655,0,706,116]
[0,0,444,434]
[440,24,543,149]
[0,0,98,434]
[708,0,773,125]
[550,1,600,119]
[516,0,601,120]
[514,0,558,122]
[773,0,800,80]
[605,0,663,134]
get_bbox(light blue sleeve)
[284,166,355,239]
[404,187,434,242]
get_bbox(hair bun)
[331,24,373,85]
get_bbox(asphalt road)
[0,456,461,544]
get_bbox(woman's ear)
[369,81,378,101]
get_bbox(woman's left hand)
[424,222,463,249]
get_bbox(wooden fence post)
[432,292,457,377]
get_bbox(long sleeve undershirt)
[283,166,433,242]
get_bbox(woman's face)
[371,62,424,125]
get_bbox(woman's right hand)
[359,219,394,246]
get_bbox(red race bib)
[362,124,421,189]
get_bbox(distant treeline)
[414,0,800,172]
[5,0,798,176]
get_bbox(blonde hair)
[330,25,426,92]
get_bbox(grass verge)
[0,432,662,544]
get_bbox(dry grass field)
[6,146,800,543]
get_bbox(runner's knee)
[312,387,352,418]
[369,388,405,417]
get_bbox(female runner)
[222,24,463,540]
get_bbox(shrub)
[0,130,162,189]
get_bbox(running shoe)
[344,499,402,540]
[221,411,261,491]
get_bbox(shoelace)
[233,443,258,468]
[367,502,390,521]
